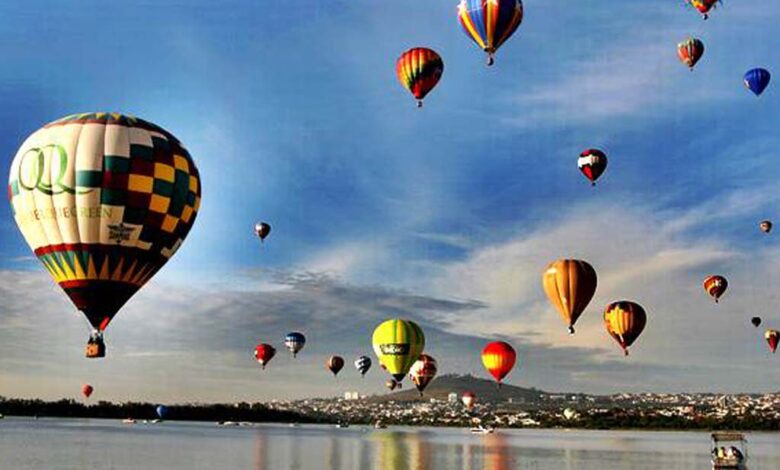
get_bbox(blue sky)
[1,0,780,402]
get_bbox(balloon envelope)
[457,0,523,65]
[8,113,201,351]
[543,259,597,333]
[766,330,779,353]
[81,384,94,398]
[752,317,762,328]
[284,332,306,357]
[409,354,438,394]
[577,149,608,186]
[760,220,773,233]
[481,341,516,384]
[255,222,271,241]
[704,275,728,302]
[677,37,704,70]
[254,343,276,369]
[354,355,372,376]
[372,319,425,382]
[155,405,169,419]
[744,68,771,96]
[327,355,345,376]
[396,48,443,107]
[462,391,476,410]
[604,301,647,355]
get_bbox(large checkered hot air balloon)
[8,113,201,358]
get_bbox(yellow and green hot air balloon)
[8,113,201,358]
[372,318,425,382]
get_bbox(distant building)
[344,391,360,401]
[448,393,458,404]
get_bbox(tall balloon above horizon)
[8,113,201,358]
[457,0,523,66]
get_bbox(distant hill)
[369,374,547,404]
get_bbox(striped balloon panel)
[396,48,443,100]
[542,259,597,329]
[8,113,200,330]
[603,301,647,350]
[677,38,704,68]
[372,318,425,381]
[457,0,523,53]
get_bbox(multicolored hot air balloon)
[686,0,720,20]
[744,68,771,96]
[354,355,372,377]
[284,332,306,357]
[462,391,476,410]
[255,222,271,242]
[8,113,201,358]
[543,259,597,334]
[577,149,607,186]
[254,343,276,369]
[372,319,425,383]
[677,37,704,70]
[752,317,762,328]
[760,220,773,234]
[327,355,345,377]
[457,0,524,66]
[81,384,94,399]
[766,329,779,354]
[481,341,516,387]
[396,48,444,108]
[604,301,647,356]
[704,275,728,303]
[409,354,438,396]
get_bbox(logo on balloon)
[17,145,92,196]
[380,344,409,355]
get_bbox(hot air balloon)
[542,259,598,334]
[354,355,372,377]
[372,319,425,383]
[604,301,647,356]
[462,391,476,410]
[457,0,524,66]
[766,329,779,353]
[752,317,762,328]
[255,222,271,242]
[396,48,444,108]
[577,149,608,186]
[409,354,438,396]
[760,220,773,234]
[254,343,276,369]
[8,113,201,358]
[704,275,728,303]
[686,0,719,20]
[81,384,94,399]
[155,405,169,420]
[744,68,771,96]
[481,341,516,387]
[284,332,306,357]
[677,37,704,70]
[386,379,398,391]
[327,355,345,376]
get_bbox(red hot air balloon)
[396,48,444,108]
[254,343,276,369]
[327,355,345,377]
[766,330,779,354]
[677,37,704,70]
[481,341,517,387]
[409,354,438,396]
[82,384,94,398]
[704,275,728,303]
[578,149,607,186]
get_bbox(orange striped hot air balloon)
[704,275,728,303]
[604,301,647,356]
[481,341,516,387]
[543,259,597,334]
[396,48,444,108]
[677,37,704,70]
[766,330,779,354]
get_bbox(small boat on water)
[711,432,747,469]
[336,422,350,429]
[0,413,4,419]
[122,418,136,424]
[373,421,387,429]
[470,425,495,435]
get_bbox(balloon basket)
[85,337,106,358]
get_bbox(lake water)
[2,418,780,469]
